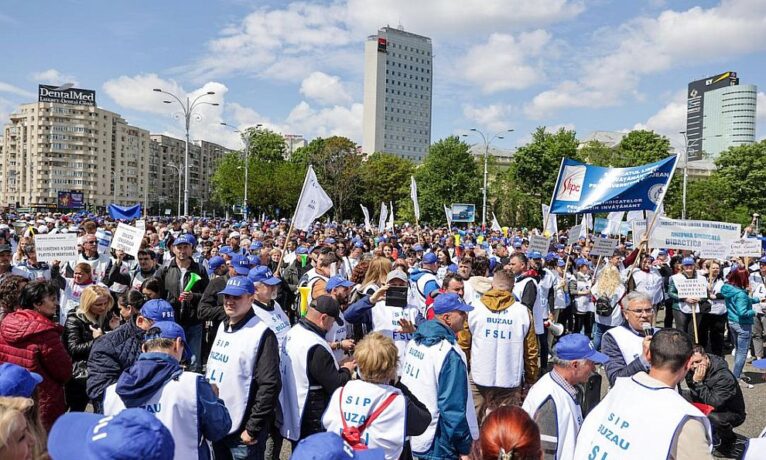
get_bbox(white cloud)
[300,72,353,106]
[30,69,79,87]
[459,31,550,93]
[286,101,363,140]
[462,103,512,133]
[0,82,34,98]
[525,0,766,119]
[632,91,687,150]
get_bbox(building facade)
[0,101,150,211]
[700,84,757,157]
[363,26,433,162]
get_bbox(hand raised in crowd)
[370,284,389,303]
[339,339,355,352]
[398,318,416,334]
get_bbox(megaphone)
[546,321,565,337]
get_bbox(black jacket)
[198,275,229,323]
[685,354,746,420]
[153,259,209,326]
[62,311,108,380]
[300,319,352,435]
[86,316,145,409]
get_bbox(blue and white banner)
[550,155,677,214]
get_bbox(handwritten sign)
[110,223,143,257]
[675,278,708,299]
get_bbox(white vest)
[671,273,707,314]
[252,301,291,349]
[710,279,728,315]
[131,269,155,292]
[572,274,594,314]
[370,302,420,372]
[326,312,350,362]
[513,276,544,333]
[468,299,530,388]
[538,269,556,311]
[522,372,583,460]
[280,323,338,441]
[103,371,202,460]
[59,280,94,325]
[573,375,711,460]
[410,271,438,317]
[400,335,479,454]
[743,437,766,460]
[624,269,665,306]
[205,315,269,434]
[11,264,51,281]
[604,325,650,367]
[321,381,406,460]
[70,253,111,284]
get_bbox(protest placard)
[567,225,582,242]
[632,220,648,247]
[590,238,618,257]
[728,238,762,258]
[528,235,550,255]
[34,233,78,263]
[675,278,708,299]
[135,220,146,231]
[110,223,143,257]
[649,217,740,252]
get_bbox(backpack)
[339,387,398,450]
[594,295,615,316]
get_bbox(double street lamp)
[221,122,262,221]
[462,128,514,228]
[153,88,219,216]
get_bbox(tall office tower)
[363,26,433,162]
[686,71,757,160]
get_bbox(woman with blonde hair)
[0,397,40,460]
[62,285,117,411]
[591,264,626,351]
[360,257,392,297]
[322,332,430,459]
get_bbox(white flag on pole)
[606,212,625,236]
[626,211,644,222]
[378,202,388,234]
[291,165,333,231]
[542,204,558,237]
[410,176,420,223]
[491,213,502,232]
[387,201,395,230]
[581,214,592,238]
[360,204,372,232]
[444,204,452,229]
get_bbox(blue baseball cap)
[220,276,255,296]
[230,255,251,275]
[759,256,766,264]
[682,257,695,266]
[513,241,522,249]
[557,258,566,267]
[447,263,459,273]
[575,258,590,268]
[251,240,263,250]
[207,256,225,275]
[247,255,261,266]
[555,244,565,250]
[554,333,608,364]
[527,251,543,260]
[658,250,668,256]
[296,246,309,255]
[218,245,234,255]
[291,432,384,460]
[326,275,354,292]
[249,266,281,286]
[353,241,365,249]
[0,363,42,397]
[432,292,474,315]
[140,299,175,322]
[173,234,194,246]
[412,244,424,252]
[545,252,557,262]
[144,321,191,361]
[324,237,336,245]
[752,358,766,369]
[48,408,175,460]
[422,252,438,264]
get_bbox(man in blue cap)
[400,293,478,460]
[49,408,175,460]
[409,252,440,318]
[523,333,608,460]
[103,321,231,460]
[199,255,231,363]
[325,275,356,362]
[153,233,209,373]
[87,299,176,412]
[207,276,281,460]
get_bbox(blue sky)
[1,0,765,152]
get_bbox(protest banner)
[34,233,78,263]
[591,238,618,257]
[675,278,708,299]
[728,238,762,258]
[567,225,582,242]
[110,223,143,257]
[649,217,740,252]
[528,235,550,255]
[632,220,648,247]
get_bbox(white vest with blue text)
[522,371,583,460]
[252,301,291,349]
[280,323,338,441]
[513,276,544,334]
[326,311,350,362]
[573,374,711,460]
[103,371,201,460]
[205,315,269,434]
[410,271,438,317]
[468,299,530,388]
[370,301,420,372]
[321,380,406,460]
[400,334,479,455]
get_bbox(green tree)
[244,127,287,162]
[712,141,766,223]
[579,140,617,166]
[358,152,415,213]
[414,136,481,224]
[614,130,672,167]
[210,152,246,208]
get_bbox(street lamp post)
[153,88,219,216]
[679,131,689,220]
[167,163,182,217]
[463,128,514,228]
[221,122,261,221]
[111,169,117,204]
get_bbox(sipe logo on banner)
[38,85,96,106]
[555,165,586,201]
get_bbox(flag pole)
[275,165,313,275]
[544,157,566,233]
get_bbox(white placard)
[135,220,146,231]
[34,233,78,263]
[528,235,550,255]
[568,225,582,242]
[728,238,762,258]
[649,217,740,252]
[631,220,648,247]
[675,278,708,298]
[110,223,143,257]
[591,238,618,257]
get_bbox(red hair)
[727,267,750,289]
[475,406,542,460]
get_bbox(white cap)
[37,225,48,234]
[230,231,241,238]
